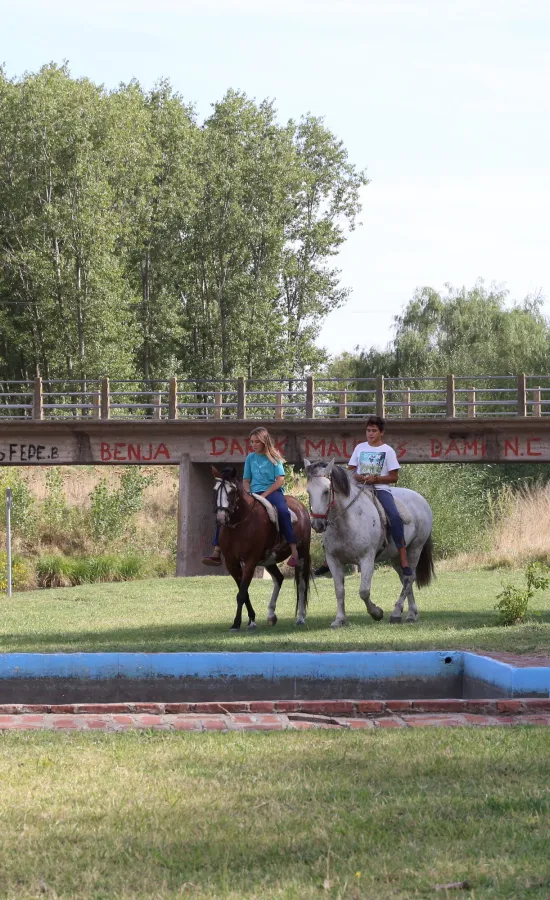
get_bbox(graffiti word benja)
[100,442,170,462]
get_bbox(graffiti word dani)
[100,442,170,462]
[208,437,287,457]
[0,444,59,463]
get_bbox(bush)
[35,555,70,588]
[90,468,155,542]
[0,471,36,540]
[0,551,29,592]
[495,562,550,626]
[42,468,69,531]
[115,555,144,581]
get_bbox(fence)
[1,374,550,421]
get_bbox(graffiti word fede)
[100,442,170,462]
[0,443,59,463]
[208,437,287,457]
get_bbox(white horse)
[305,458,435,628]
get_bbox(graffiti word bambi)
[100,442,170,462]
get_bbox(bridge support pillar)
[176,455,222,576]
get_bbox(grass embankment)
[3,568,550,655]
[0,729,548,899]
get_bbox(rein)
[214,480,258,530]
[309,474,369,527]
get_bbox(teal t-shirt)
[243,453,285,494]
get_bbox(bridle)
[213,478,257,530]
[308,472,368,526]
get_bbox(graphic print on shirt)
[357,450,386,476]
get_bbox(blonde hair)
[249,427,285,465]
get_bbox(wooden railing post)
[92,392,100,419]
[168,377,178,420]
[446,374,455,418]
[306,376,315,418]
[375,375,385,417]
[152,391,162,420]
[237,377,246,419]
[467,386,476,418]
[338,390,347,419]
[533,387,542,418]
[214,391,222,420]
[517,373,527,416]
[402,388,411,419]
[100,377,110,420]
[275,390,284,420]
[32,376,43,420]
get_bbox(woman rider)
[202,427,299,568]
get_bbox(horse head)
[211,466,240,526]
[304,458,337,533]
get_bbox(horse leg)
[359,553,383,621]
[389,555,415,624]
[392,549,421,623]
[327,555,348,628]
[225,555,245,632]
[265,564,283,626]
[295,558,307,626]
[239,561,258,631]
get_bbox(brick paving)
[0,699,548,731]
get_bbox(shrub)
[495,561,550,626]
[42,468,69,530]
[90,468,155,542]
[116,555,144,581]
[0,551,29,592]
[0,471,36,540]
[35,555,70,588]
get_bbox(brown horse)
[212,466,312,631]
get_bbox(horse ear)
[303,458,311,470]
[325,458,336,476]
[211,466,222,479]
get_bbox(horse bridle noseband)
[308,473,368,526]
[214,478,257,530]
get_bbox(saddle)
[371,490,412,533]
[252,493,298,532]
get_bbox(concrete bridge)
[2,374,550,574]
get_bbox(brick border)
[0,698,548,717]
[0,699,548,731]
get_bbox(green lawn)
[0,729,548,899]
[2,567,550,655]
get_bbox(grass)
[1,567,550,655]
[0,728,548,898]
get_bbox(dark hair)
[366,416,385,432]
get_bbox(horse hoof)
[389,615,402,625]
[370,607,384,622]
[228,626,241,632]
[405,614,419,623]
[247,621,258,631]
[295,618,306,627]
[267,615,278,626]
[330,619,348,628]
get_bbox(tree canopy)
[0,64,367,386]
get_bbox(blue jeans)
[212,490,297,546]
[375,489,405,548]
[265,489,297,545]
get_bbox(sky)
[2,0,549,357]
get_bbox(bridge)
[2,374,549,575]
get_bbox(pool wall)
[0,651,547,703]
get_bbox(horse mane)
[307,460,351,497]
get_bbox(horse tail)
[295,537,311,615]
[416,533,435,588]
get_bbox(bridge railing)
[1,374,550,420]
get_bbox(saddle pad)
[252,493,298,527]
[372,493,413,529]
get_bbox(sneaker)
[314,564,332,577]
[202,555,222,567]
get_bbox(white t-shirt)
[348,441,400,492]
